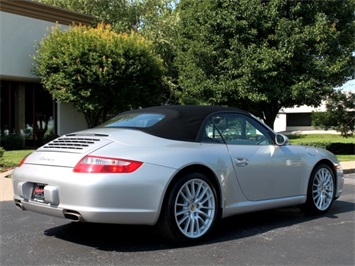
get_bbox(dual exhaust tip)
[14,200,84,223]
[63,210,84,222]
[15,200,24,210]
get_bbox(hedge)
[295,142,355,155]
[0,135,24,150]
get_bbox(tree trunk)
[249,102,281,130]
[84,110,104,128]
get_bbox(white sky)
[339,79,355,91]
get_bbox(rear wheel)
[301,164,335,215]
[157,172,219,244]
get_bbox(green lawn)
[287,134,355,144]
[0,149,33,172]
[2,149,33,163]
[337,155,355,161]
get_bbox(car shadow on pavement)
[43,200,354,251]
[212,200,354,243]
[44,222,168,251]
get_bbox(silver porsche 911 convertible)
[12,105,344,244]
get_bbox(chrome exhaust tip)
[15,200,25,210]
[63,210,84,222]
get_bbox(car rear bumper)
[12,163,176,225]
[14,197,159,224]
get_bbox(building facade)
[1,0,351,148]
[273,104,327,133]
[0,0,93,147]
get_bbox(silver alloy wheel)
[174,178,216,238]
[312,167,334,211]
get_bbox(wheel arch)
[162,164,223,215]
[300,159,338,215]
[310,159,338,193]
[312,158,337,176]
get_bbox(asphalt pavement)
[1,173,354,265]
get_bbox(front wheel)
[301,164,335,215]
[157,172,219,244]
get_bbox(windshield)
[98,113,165,128]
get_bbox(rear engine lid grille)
[39,135,112,153]
[44,137,100,149]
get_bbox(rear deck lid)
[24,134,113,167]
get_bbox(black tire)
[301,164,335,215]
[157,172,219,244]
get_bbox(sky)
[339,79,355,91]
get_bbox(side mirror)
[275,134,288,146]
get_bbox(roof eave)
[0,0,94,25]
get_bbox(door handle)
[234,157,249,167]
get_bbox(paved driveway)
[0,174,354,265]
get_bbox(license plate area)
[31,183,47,203]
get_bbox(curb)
[1,169,14,179]
[343,169,355,174]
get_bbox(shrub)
[328,143,355,155]
[1,135,24,150]
[0,146,17,171]
[34,23,165,128]
[43,132,59,144]
[295,142,355,155]
[0,147,4,159]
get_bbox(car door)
[209,113,302,201]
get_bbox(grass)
[337,155,355,162]
[287,134,355,144]
[0,134,354,172]
[0,149,33,172]
[287,134,355,162]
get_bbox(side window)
[209,113,273,145]
[202,119,224,143]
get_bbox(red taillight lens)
[18,154,31,167]
[73,156,143,173]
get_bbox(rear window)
[98,113,165,128]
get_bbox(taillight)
[334,164,342,172]
[18,154,31,167]
[73,155,143,173]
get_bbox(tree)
[176,0,355,128]
[136,0,181,104]
[36,0,181,103]
[33,24,165,128]
[312,91,355,137]
[36,0,139,32]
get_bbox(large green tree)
[176,0,355,128]
[36,0,139,32]
[137,0,181,103]
[33,24,165,128]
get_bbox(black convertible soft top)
[117,105,248,141]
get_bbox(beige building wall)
[0,1,93,138]
[0,11,62,81]
[57,102,87,135]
